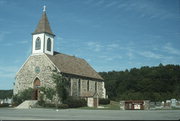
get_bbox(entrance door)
[33,78,40,100]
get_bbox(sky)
[0,0,180,89]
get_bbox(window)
[95,82,97,92]
[87,80,89,91]
[35,37,41,50]
[47,38,51,51]
[78,79,81,96]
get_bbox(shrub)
[0,103,9,107]
[58,104,69,109]
[99,98,110,105]
[44,103,55,108]
[64,97,87,108]
[12,88,34,105]
[38,94,45,107]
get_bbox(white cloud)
[139,51,163,59]
[127,51,134,60]
[105,1,118,8]
[56,36,64,41]
[99,55,122,61]
[0,66,18,78]
[0,72,14,78]
[17,40,29,44]
[0,66,18,73]
[107,43,119,48]
[94,0,104,6]
[163,43,180,55]
[101,1,177,20]
[117,3,128,9]
[1,43,13,46]
[84,0,94,5]
[87,42,103,52]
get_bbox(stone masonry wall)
[70,78,105,98]
[14,54,56,95]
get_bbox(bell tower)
[32,6,55,55]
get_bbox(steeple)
[32,6,55,36]
[32,6,55,56]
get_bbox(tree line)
[0,90,13,99]
[0,64,180,102]
[99,64,180,101]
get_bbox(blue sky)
[0,0,180,89]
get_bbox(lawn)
[79,101,120,110]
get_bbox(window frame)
[47,38,51,51]
[35,37,41,50]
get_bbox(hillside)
[99,64,180,101]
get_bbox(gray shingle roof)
[32,11,55,36]
[46,52,103,80]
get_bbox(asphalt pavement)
[0,108,180,120]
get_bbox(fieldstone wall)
[14,54,56,95]
[70,78,106,98]
[70,78,79,96]
[80,79,88,96]
[97,81,104,98]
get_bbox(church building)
[14,7,106,101]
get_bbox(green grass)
[79,101,120,110]
[102,101,120,110]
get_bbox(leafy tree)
[0,90,13,99]
[40,87,55,102]
[99,64,180,101]
[52,70,70,104]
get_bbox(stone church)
[13,7,106,101]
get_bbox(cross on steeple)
[43,5,46,12]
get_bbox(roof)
[32,11,55,36]
[46,52,103,80]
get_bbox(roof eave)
[61,72,104,81]
[32,32,55,37]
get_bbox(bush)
[44,103,55,108]
[64,97,87,108]
[99,98,110,105]
[0,103,9,107]
[38,94,45,107]
[58,104,69,109]
[12,94,22,106]
[12,88,34,105]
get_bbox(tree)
[99,64,180,101]
[52,69,69,105]
[39,87,55,105]
[0,90,13,99]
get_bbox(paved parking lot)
[0,108,180,120]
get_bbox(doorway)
[33,78,40,100]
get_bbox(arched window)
[35,37,41,50]
[47,38,51,51]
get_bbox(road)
[0,108,180,120]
